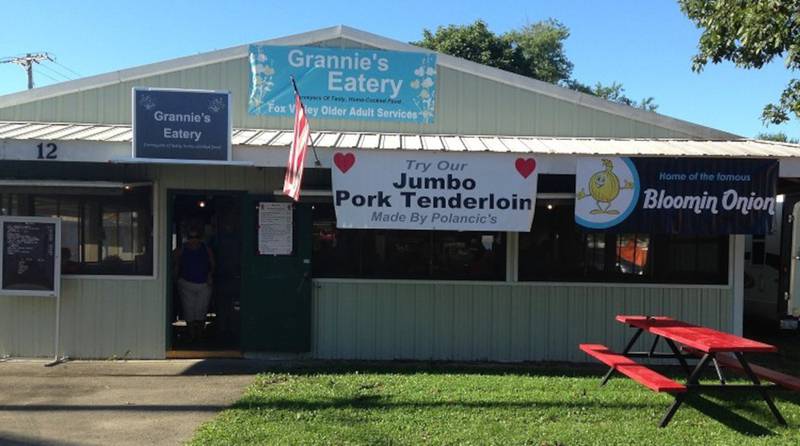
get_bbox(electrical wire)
[35,69,61,84]
[51,59,81,77]
[38,62,72,81]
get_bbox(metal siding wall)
[0,164,285,359]
[0,53,692,138]
[312,281,734,362]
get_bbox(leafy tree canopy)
[756,132,800,144]
[415,20,525,77]
[563,80,659,112]
[679,0,800,124]
[415,20,657,111]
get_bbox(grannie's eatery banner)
[248,45,437,124]
[331,151,539,231]
[574,157,778,234]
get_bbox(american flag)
[283,83,310,201]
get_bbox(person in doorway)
[173,225,215,342]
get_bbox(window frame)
[0,180,158,281]
[512,196,733,288]
[311,202,508,282]
[309,193,732,288]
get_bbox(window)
[518,201,728,284]
[0,186,153,276]
[312,204,505,280]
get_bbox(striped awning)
[1,120,798,158]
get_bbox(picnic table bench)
[580,315,798,427]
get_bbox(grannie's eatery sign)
[248,46,437,124]
[331,151,539,231]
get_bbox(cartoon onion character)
[577,159,634,214]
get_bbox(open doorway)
[744,191,800,336]
[168,192,242,355]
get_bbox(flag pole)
[290,76,322,167]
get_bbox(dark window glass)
[0,186,153,276]
[312,204,505,280]
[519,201,728,284]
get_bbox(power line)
[38,62,72,81]
[0,52,53,89]
[35,69,61,84]
[51,59,81,77]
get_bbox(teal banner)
[248,45,437,123]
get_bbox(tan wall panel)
[0,58,692,138]
[312,281,733,362]
[0,164,285,359]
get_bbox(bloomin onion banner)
[574,157,778,234]
[248,45,437,124]
[331,150,540,231]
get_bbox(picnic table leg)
[601,328,643,386]
[659,394,685,428]
[648,335,660,357]
[733,352,787,426]
[664,339,692,376]
[660,353,713,428]
[711,357,726,385]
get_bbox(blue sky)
[0,0,796,138]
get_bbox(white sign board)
[331,150,539,231]
[258,202,293,255]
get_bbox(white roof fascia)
[0,25,737,140]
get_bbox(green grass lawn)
[190,365,800,446]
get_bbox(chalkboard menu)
[0,218,60,296]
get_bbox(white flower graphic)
[249,47,277,113]
[410,55,437,124]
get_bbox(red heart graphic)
[334,152,356,173]
[515,158,536,178]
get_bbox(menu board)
[0,218,60,296]
[258,202,293,255]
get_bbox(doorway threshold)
[166,350,243,359]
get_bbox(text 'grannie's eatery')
[0,26,799,361]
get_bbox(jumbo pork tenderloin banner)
[574,157,778,234]
[331,150,539,231]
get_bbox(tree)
[563,80,659,112]
[679,0,800,124]
[414,21,524,75]
[504,19,573,84]
[415,20,657,110]
[756,132,800,144]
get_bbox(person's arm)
[206,246,216,284]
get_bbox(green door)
[240,195,313,352]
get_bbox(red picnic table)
[580,315,800,427]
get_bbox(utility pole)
[0,53,53,89]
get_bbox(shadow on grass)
[679,388,800,435]
[684,394,777,436]
[173,358,627,378]
[232,394,663,412]
[226,386,800,437]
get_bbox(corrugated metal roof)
[1,120,798,158]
